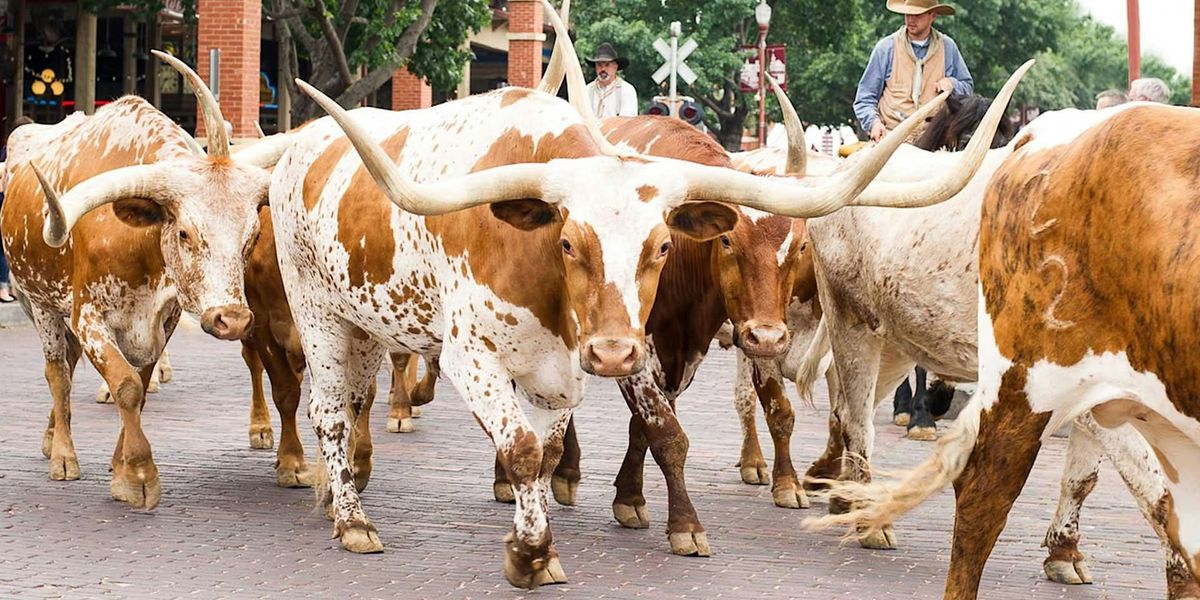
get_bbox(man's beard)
[598,71,611,82]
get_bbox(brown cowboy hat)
[586,43,630,70]
[886,0,956,16]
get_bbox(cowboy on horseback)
[853,0,974,142]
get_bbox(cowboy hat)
[886,0,955,16]
[586,43,629,70]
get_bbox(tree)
[86,0,492,123]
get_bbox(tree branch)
[334,63,396,107]
[336,0,361,43]
[696,93,732,120]
[314,4,355,86]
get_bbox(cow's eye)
[560,239,574,256]
[719,235,732,249]
[178,230,189,243]
[658,241,672,257]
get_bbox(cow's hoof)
[612,502,649,529]
[503,533,564,589]
[668,531,712,556]
[551,475,578,506]
[339,526,383,554]
[96,388,114,404]
[906,426,937,442]
[49,455,81,481]
[411,406,422,418]
[740,464,770,485]
[249,428,274,450]
[277,464,316,488]
[146,379,161,394]
[493,482,515,503]
[858,525,897,549]
[386,417,414,433]
[41,430,53,459]
[772,484,810,509]
[1043,558,1093,585]
[893,413,910,427]
[157,366,173,384]
[323,503,335,521]
[111,475,161,509]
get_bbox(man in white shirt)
[585,43,638,118]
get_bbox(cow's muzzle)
[735,321,790,358]
[581,337,645,377]
[201,304,255,340]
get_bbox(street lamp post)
[755,1,772,147]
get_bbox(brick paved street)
[0,322,1174,599]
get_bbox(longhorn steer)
[809,103,1200,598]
[0,51,289,507]
[277,7,967,581]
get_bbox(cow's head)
[709,210,810,357]
[33,51,292,341]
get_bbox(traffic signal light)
[645,100,671,116]
[643,96,704,127]
[678,100,704,126]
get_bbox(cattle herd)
[0,2,1198,597]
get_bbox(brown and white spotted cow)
[0,51,291,507]
[810,103,1200,598]
[276,4,966,584]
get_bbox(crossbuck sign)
[652,22,697,117]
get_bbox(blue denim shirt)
[853,32,974,132]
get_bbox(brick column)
[505,0,544,89]
[197,0,261,138]
[391,66,432,110]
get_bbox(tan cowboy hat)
[887,0,956,16]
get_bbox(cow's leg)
[347,381,376,493]
[944,367,1048,600]
[79,324,162,509]
[256,337,311,487]
[441,346,569,588]
[804,367,844,491]
[34,308,82,481]
[550,416,580,506]
[387,352,416,433]
[242,343,275,449]
[1041,419,1102,585]
[306,326,386,554]
[825,322,891,546]
[907,366,938,441]
[1057,415,1200,598]
[753,358,808,509]
[892,372,913,427]
[615,373,709,557]
[734,352,769,485]
[611,410,650,528]
[493,452,515,503]
[154,348,173,384]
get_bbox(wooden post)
[147,13,161,106]
[456,41,471,99]
[1126,0,1140,85]
[9,0,26,124]
[122,16,137,96]
[1193,0,1200,106]
[75,8,97,115]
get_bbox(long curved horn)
[539,0,625,157]
[536,0,570,96]
[849,59,1034,207]
[764,71,806,176]
[152,49,230,159]
[678,88,950,217]
[34,161,173,247]
[230,132,297,169]
[295,79,550,215]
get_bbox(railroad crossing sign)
[652,22,697,118]
[652,35,697,86]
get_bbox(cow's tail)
[794,314,831,403]
[802,393,985,538]
[313,452,332,516]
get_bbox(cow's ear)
[112,198,166,228]
[490,199,560,231]
[667,201,737,241]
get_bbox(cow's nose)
[583,338,643,377]
[201,304,254,341]
[737,321,789,357]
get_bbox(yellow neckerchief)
[896,26,943,105]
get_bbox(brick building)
[0,0,556,140]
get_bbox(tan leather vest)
[878,29,945,130]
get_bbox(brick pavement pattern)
[0,324,1173,598]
